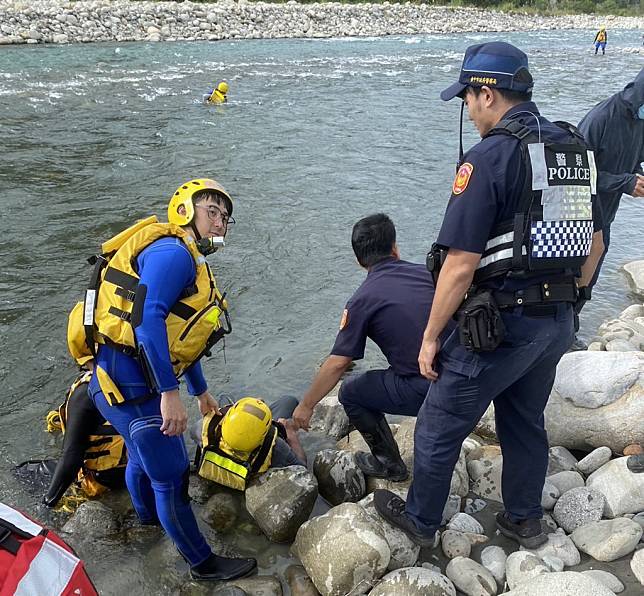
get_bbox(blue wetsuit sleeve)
[135,241,196,393]
[184,360,208,396]
[437,149,499,253]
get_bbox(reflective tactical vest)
[473,119,597,285]
[196,409,281,491]
[0,502,98,596]
[67,216,231,403]
[46,372,127,495]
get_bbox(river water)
[0,29,642,593]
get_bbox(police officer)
[292,214,435,481]
[374,42,604,548]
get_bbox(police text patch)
[452,163,474,195]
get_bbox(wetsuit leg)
[43,383,105,507]
[128,414,212,565]
[89,391,157,523]
[91,389,211,566]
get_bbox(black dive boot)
[351,415,408,482]
[190,553,257,581]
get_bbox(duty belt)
[493,281,578,309]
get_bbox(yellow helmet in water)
[216,81,229,94]
[221,398,272,453]
[600,25,606,30]
[167,178,233,226]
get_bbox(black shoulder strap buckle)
[552,120,586,143]
[486,118,534,141]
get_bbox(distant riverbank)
[0,0,642,45]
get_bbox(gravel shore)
[0,0,642,45]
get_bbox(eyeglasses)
[196,204,235,227]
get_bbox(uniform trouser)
[405,303,574,534]
[338,369,430,422]
[91,389,212,566]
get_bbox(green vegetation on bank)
[170,0,643,17]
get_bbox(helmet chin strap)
[190,220,202,241]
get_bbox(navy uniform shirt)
[437,102,603,291]
[330,258,434,377]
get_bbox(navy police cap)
[441,41,534,101]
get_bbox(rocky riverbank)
[0,0,642,45]
[53,260,644,595]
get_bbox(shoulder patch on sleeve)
[452,162,474,195]
[339,309,349,330]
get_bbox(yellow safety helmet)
[600,25,606,30]
[220,397,272,453]
[167,178,233,226]
[216,81,229,94]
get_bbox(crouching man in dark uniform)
[292,214,435,481]
[374,42,604,548]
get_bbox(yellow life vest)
[67,216,231,403]
[596,30,606,42]
[208,89,227,104]
[196,410,278,491]
[46,372,127,495]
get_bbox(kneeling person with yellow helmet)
[66,178,256,581]
[196,396,306,491]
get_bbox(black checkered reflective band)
[530,220,593,258]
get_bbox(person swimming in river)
[205,81,228,104]
[594,26,607,55]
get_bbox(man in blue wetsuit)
[80,179,256,581]
[374,42,604,548]
[292,214,435,481]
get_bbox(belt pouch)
[457,290,506,352]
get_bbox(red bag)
[0,502,98,596]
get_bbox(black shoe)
[627,453,644,473]
[355,451,408,482]
[190,554,257,582]
[350,415,408,481]
[496,512,548,548]
[373,489,439,548]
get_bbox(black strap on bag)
[456,289,506,352]
[0,518,35,556]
